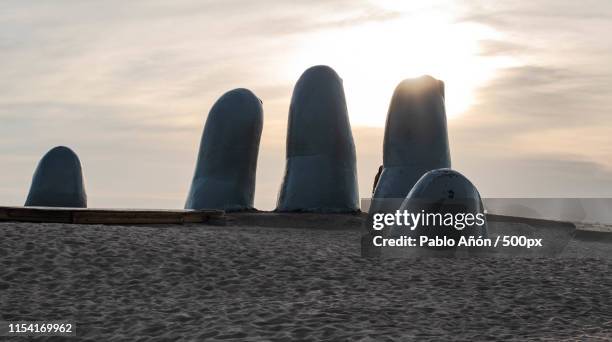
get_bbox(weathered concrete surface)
[185,88,263,211]
[373,76,450,202]
[276,65,359,212]
[25,146,87,208]
[394,168,488,239]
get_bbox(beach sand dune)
[1,221,611,341]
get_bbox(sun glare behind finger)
[285,4,517,126]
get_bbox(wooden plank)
[226,211,367,230]
[0,206,73,223]
[0,206,225,225]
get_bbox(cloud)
[454,154,612,198]
[477,39,525,57]
[448,63,612,195]
[448,1,612,191]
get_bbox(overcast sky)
[1,0,611,209]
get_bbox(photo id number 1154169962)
[0,321,76,337]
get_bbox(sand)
[1,220,611,341]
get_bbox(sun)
[285,4,516,126]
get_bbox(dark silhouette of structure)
[185,88,263,211]
[372,165,383,194]
[25,146,87,208]
[372,76,450,202]
[276,65,359,212]
[391,168,488,248]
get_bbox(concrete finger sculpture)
[373,76,450,202]
[185,88,263,211]
[25,146,87,208]
[276,65,359,212]
[390,168,488,253]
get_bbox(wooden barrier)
[0,206,225,225]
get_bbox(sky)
[1,0,611,210]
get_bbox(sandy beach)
[1,217,611,341]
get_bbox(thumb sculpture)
[372,76,450,203]
[390,168,488,252]
[25,146,87,208]
[185,88,263,211]
[276,65,359,212]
